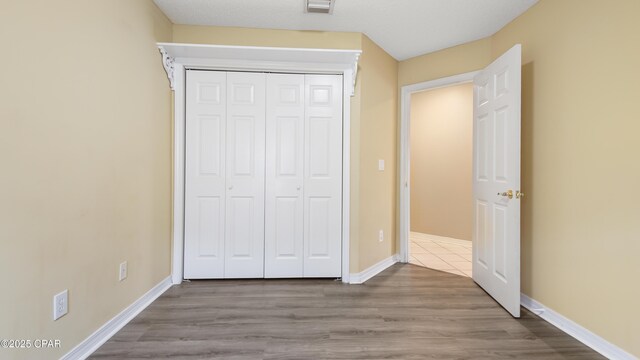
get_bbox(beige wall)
[410,84,473,240]
[174,27,398,273]
[357,35,399,270]
[0,1,173,359]
[399,37,492,87]
[399,0,640,356]
[492,1,640,356]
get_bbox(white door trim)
[159,43,361,284]
[398,71,480,263]
[172,63,186,284]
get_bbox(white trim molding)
[61,277,173,360]
[158,43,361,284]
[399,71,480,264]
[349,254,400,284]
[521,294,637,360]
[159,47,175,90]
[340,72,353,284]
[351,53,361,96]
[157,43,361,96]
[171,62,185,285]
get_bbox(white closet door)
[184,70,227,279]
[303,75,343,277]
[265,74,305,278]
[224,72,266,278]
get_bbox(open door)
[472,44,522,317]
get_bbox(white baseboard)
[521,294,636,360]
[61,276,173,360]
[349,254,399,284]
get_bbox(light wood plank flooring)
[90,264,603,359]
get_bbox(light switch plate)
[378,159,385,171]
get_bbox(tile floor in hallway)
[409,232,472,277]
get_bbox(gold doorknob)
[497,190,513,199]
[516,190,525,199]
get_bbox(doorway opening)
[409,82,473,276]
[399,71,479,278]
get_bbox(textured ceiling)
[154,0,538,60]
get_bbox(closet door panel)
[303,75,343,278]
[225,72,266,278]
[184,71,227,279]
[265,74,305,278]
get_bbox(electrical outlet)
[53,290,68,321]
[378,230,384,242]
[119,261,128,281]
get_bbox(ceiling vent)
[306,0,335,14]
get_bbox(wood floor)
[91,264,603,359]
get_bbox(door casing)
[158,43,361,284]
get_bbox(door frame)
[157,43,361,284]
[399,71,479,263]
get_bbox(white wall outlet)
[53,290,68,321]
[119,261,128,281]
[378,229,384,242]
[378,159,385,171]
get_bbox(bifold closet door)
[303,75,343,277]
[184,70,227,279]
[185,71,341,279]
[225,72,266,278]
[265,74,305,277]
[184,70,266,279]
[264,74,343,278]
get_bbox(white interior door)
[184,70,227,279]
[224,72,266,278]
[303,75,343,278]
[472,44,522,317]
[265,74,305,277]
